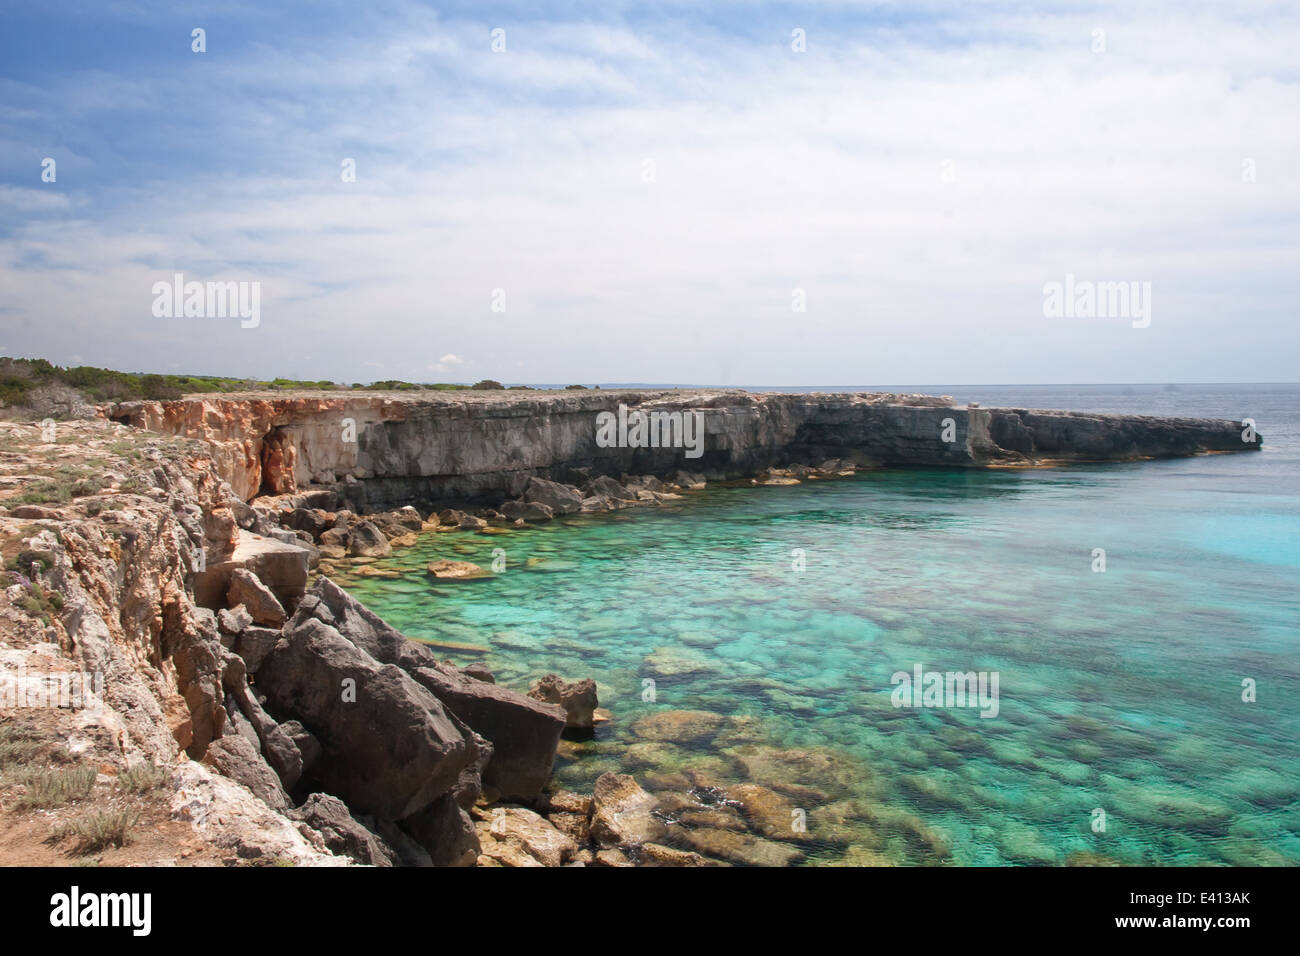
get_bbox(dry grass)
[50,808,137,853]
[15,765,97,809]
[0,719,46,773]
[117,762,168,794]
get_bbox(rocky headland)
[0,390,1259,865]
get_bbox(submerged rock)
[590,772,667,848]
[473,805,577,867]
[677,827,804,867]
[426,559,490,580]
[631,709,727,745]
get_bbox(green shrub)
[17,479,73,504]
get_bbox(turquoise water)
[337,385,1300,866]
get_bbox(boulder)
[195,529,310,613]
[202,732,290,811]
[229,682,304,791]
[347,520,392,557]
[223,694,263,751]
[217,605,252,639]
[546,811,591,845]
[291,578,564,801]
[499,500,555,522]
[319,526,350,548]
[631,709,726,744]
[227,568,287,626]
[232,625,280,674]
[590,772,667,848]
[522,476,583,515]
[636,843,718,867]
[527,674,599,729]
[411,663,565,801]
[289,793,396,866]
[450,731,493,811]
[463,663,495,684]
[399,792,481,867]
[282,508,332,538]
[258,617,475,820]
[727,782,813,842]
[280,720,322,774]
[293,578,437,672]
[541,790,593,816]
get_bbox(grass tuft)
[117,762,168,794]
[16,765,97,809]
[51,809,137,854]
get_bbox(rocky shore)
[0,392,1260,865]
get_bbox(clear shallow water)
[337,385,1300,866]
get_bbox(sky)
[0,0,1297,386]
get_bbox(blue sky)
[1,0,1298,385]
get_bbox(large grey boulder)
[584,475,634,500]
[233,625,281,674]
[411,663,565,801]
[257,617,475,820]
[280,720,322,775]
[295,578,565,800]
[294,577,439,672]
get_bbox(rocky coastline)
[0,392,1260,865]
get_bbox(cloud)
[0,1,1297,384]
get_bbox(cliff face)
[0,417,571,866]
[110,390,1259,511]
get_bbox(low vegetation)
[0,720,46,772]
[50,809,137,853]
[0,357,495,418]
[15,765,97,809]
[117,762,168,794]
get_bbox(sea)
[335,384,1300,865]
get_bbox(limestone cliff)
[109,390,1260,512]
